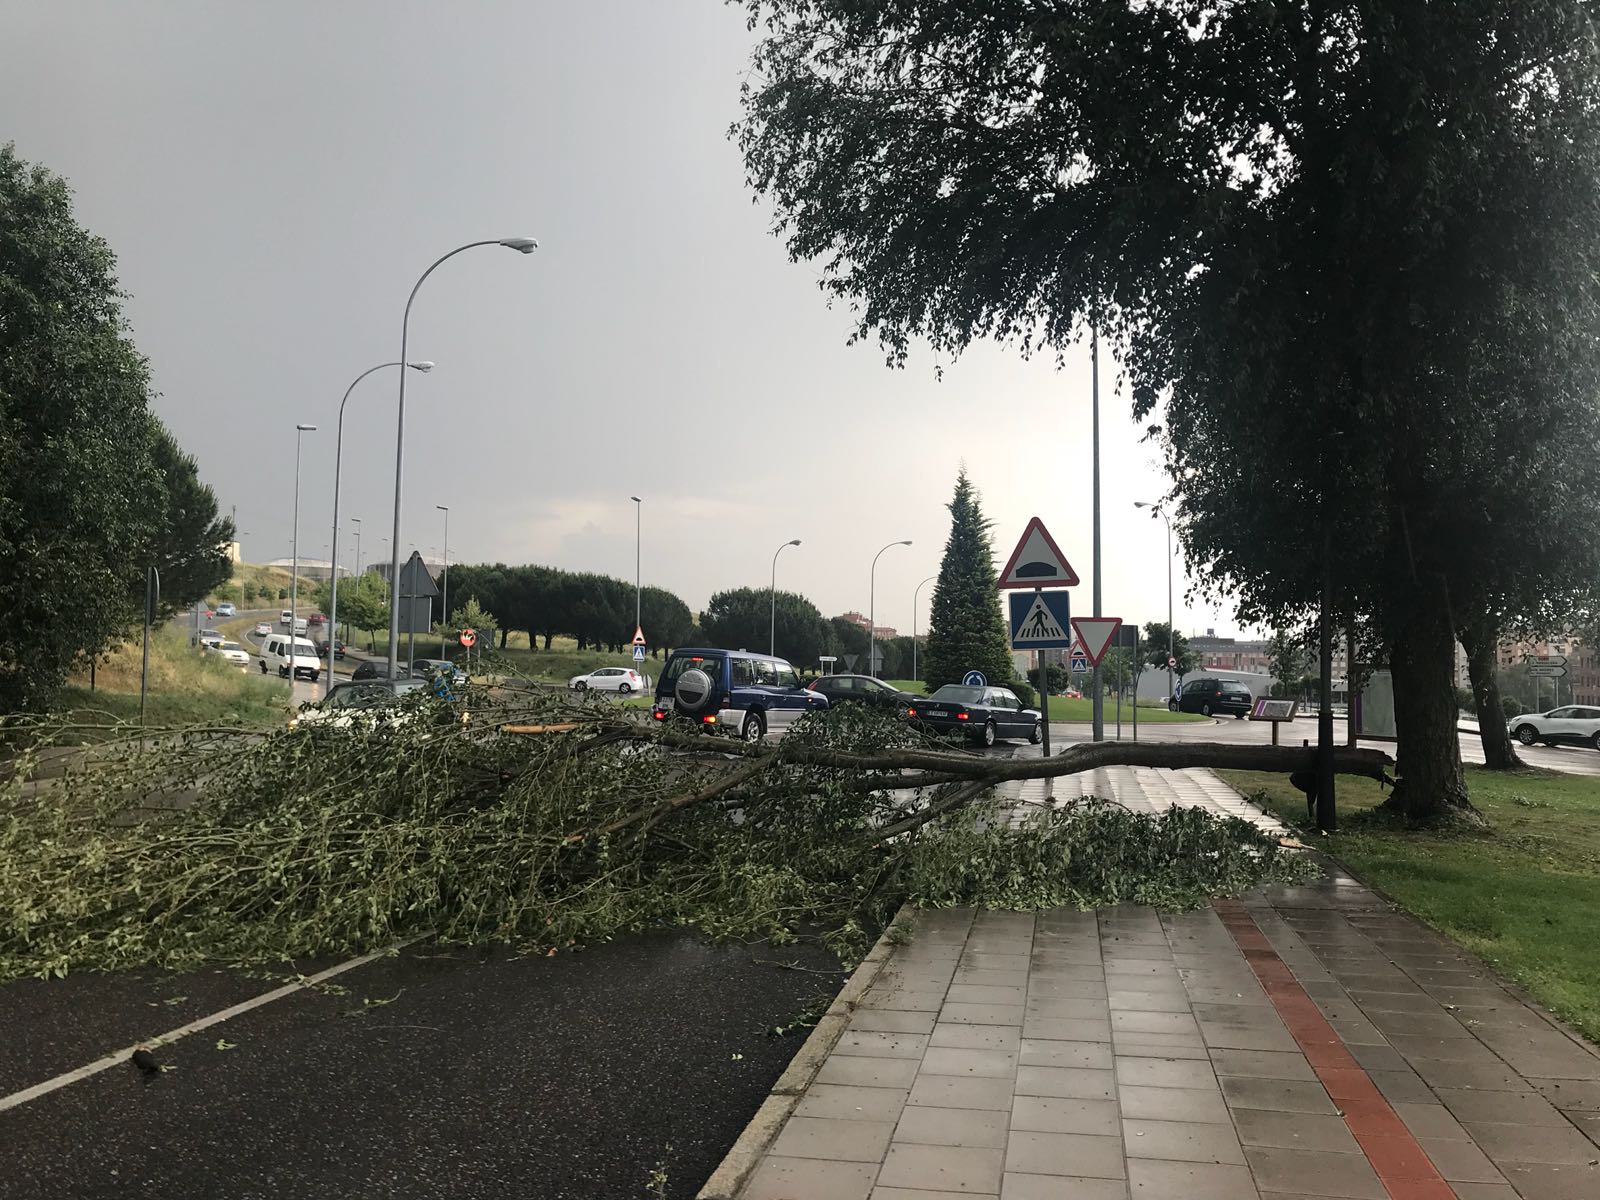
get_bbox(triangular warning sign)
[1012,594,1069,644]
[632,626,647,647]
[998,517,1079,589]
[1070,617,1123,666]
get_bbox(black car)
[807,674,921,712]
[1172,676,1254,717]
[351,660,413,682]
[910,684,1042,747]
[316,638,346,661]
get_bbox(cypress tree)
[923,471,1016,693]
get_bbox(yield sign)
[998,516,1080,589]
[1070,617,1123,667]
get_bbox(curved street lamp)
[912,574,936,684]
[385,237,538,677]
[1134,501,1175,703]
[325,360,433,696]
[869,540,912,678]
[770,539,801,657]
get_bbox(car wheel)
[1592,731,1600,752]
[1201,702,1214,717]
[981,719,997,748]
[1516,724,1538,746]
[279,665,289,678]
[618,683,632,695]
[741,711,765,742]
[1168,700,1178,712]
[574,681,587,691]
[1029,719,1042,745]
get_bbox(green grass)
[485,636,659,685]
[1219,766,1600,1043]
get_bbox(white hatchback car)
[568,667,645,694]
[206,640,250,667]
[1508,705,1600,750]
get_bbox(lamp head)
[500,236,539,254]
[407,360,435,373]
[630,495,641,503]
[436,504,449,513]
[788,539,801,547]
[296,423,317,431]
[899,539,913,546]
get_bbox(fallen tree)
[0,693,1342,981]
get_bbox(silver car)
[568,667,645,694]
[1508,705,1600,750]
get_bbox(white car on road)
[1508,705,1600,750]
[205,640,250,667]
[568,667,645,694]
[254,622,273,637]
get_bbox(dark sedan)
[910,684,1042,747]
[316,637,346,661]
[807,674,921,711]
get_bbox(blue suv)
[651,648,828,741]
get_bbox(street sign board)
[1008,590,1073,649]
[998,517,1080,590]
[1070,655,1088,673]
[633,645,646,662]
[396,550,440,599]
[1251,698,1299,721]
[633,626,647,647]
[1525,654,1567,666]
[1069,617,1123,667]
[1114,624,1140,650]
[459,628,477,648]
[963,670,988,687]
[1167,655,1178,669]
[1528,664,1567,678]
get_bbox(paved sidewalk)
[732,770,1600,1200]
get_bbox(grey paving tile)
[1385,1034,1506,1064]
[1442,1185,1521,1200]
[1390,1101,1469,1142]
[770,1115,897,1163]
[1418,1137,1506,1183]
[960,953,1031,972]
[1242,1146,1386,1199]
[942,1003,1026,1026]
[1530,1078,1600,1111]
[1018,1038,1114,1070]
[908,1073,1017,1111]
[1185,985,1272,1007]
[1218,1076,1339,1115]
[1025,997,1111,1021]
[836,1030,932,1060]
[744,1155,878,1200]
[796,1083,911,1122]
[954,970,1032,990]
[1118,1084,1232,1124]
[854,1009,940,1035]
[1113,1036,1211,1061]
[1192,1003,1277,1027]
[1027,978,1112,999]
[1010,1095,1120,1136]
[863,988,949,1012]
[1327,1017,1389,1046]
[1107,989,1192,1013]
[948,984,1028,1006]
[1004,1131,1125,1179]
[999,1174,1128,1200]
[1208,1048,1317,1081]
[1022,1017,1113,1042]
[1124,1159,1260,1200]
[1496,1161,1600,1200]
[894,1104,1010,1149]
[1197,1022,1299,1053]
[1122,1118,1246,1164]
[877,1143,1005,1194]
[931,1023,1022,1053]
[1116,1055,1217,1090]
[1345,1042,1410,1073]
[1436,1086,1571,1126]
[1367,1068,1437,1105]
[1461,1119,1600,1164]
[919,1047,1018,1079]
[1230,1108,1360,1154]
[1409,1058,1533,1092]
[874,1188,997,1200]
[817,1054,923,1089]
[1014,1065,1117,1100]
[1112,1010,1201,1036]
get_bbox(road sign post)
[1008,589,1073,761]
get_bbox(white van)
[259,634,321,682]
[279,609,294,628]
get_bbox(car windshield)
[290,639,317,655]
[930,686,986,704]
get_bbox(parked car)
[205,640,250,667]
[807,674,921,712]
[651,648,828,741]
[1507,706,1600,750]
[909,684,1041,747]
[351,660,413,682]
[569,667,644,694]
[315,637,346,661]
[412,658,468,687]
[254,622,273,638]
[216,602,236,618]
[279,609,294,628]
[291,679,428,731]
[307,613,326,629]
[1171,677,1254,718]
[257,633,321,682]
[193,628,225,649]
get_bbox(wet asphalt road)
[1,935,843,1200]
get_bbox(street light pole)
[385,236,538,679]
[436,504,450,658]
[770,539,801,657]
[913,574,936,684]
[1135,501,1175,705]
[291,423,316,676]
[327,361,433,697]
[140,566,160,727]
[869,540,912,678]
[1091,323,1103,741]
[631,496,642,636]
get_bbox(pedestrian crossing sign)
[1008,590,1073,649]
[632,645,646,662]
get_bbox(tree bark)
[1383,579,1477,822]
[1459,613,1522,770]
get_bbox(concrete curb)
[696,902,914,1200]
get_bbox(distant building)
[263,557,351,582]
[1574,643,1599,706]
[366,557,445,584]
[839,610,897,639]
[1189,634,1272,675]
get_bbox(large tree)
[922,471,1015,692]
[737,1,1600,821]
[702,587,829,667]
[0,144,229,712]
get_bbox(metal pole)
[868,540,911,678]
[769,540,800,658]
[913,575,935,685]
[1133,626,1140,742]
[632,496,642,635]
[386,237,537,679]
[1165,515,1173,702]
[140,567,159,726]
[1036,588,1052,758]
[1316,525,1337,833]
[292,424,315,688]
[1091,323,1103,742]
[437,505,450,658]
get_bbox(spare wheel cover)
[675,667,715,712]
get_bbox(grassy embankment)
[1221,766,1600,1043]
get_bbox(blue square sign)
[1008,590,1073,650]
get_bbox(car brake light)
[702,715,716,724]
[652,710,665,721]
[907,708,917,717]
[956,712,968,720]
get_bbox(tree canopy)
[923,471,1016,692]
[702,587,830,667]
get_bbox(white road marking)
[0,936,425,1113]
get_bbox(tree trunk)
[543,633,553,651]
[1459,614,1522,770]
[1383,580,1478,822]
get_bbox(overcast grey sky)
[3,0,1249,639]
